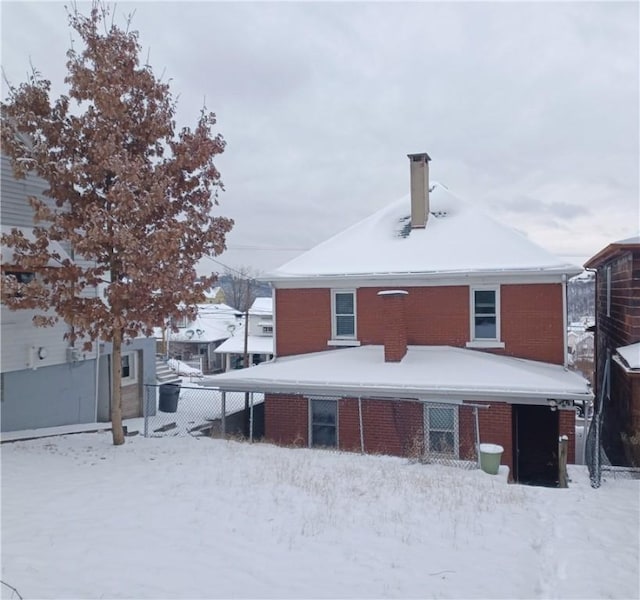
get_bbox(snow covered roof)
[267,184,581,283]
[249,297,273,316]
[213,335,274,355]
[585,233,640,269]
[208,345,592,402]
[153,303,242,343]
[616,342,640,371]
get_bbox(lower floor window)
[121,351,138,385]
[310,398,337,448]
[424,404,459,457]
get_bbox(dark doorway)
[513,404,559,486]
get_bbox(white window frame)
[424,404,459,459]
[308,397,338,449]
[173,315,188,328]
[466,285,505,349]
[330,289,357,341]
[121,351,138,386]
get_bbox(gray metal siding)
[0,360,97,432]
[0,155,56,228]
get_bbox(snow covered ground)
[1,433,638,599]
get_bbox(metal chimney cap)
[407,152,431,162]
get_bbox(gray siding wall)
[97,337,157,422]
[1,154,58,227]
[1,360,96,432]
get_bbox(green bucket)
[479,443,504,475]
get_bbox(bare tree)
[0,4,233,445]
[222,266,261,312]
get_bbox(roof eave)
[585,242,640,269]
[263,265,582,286]
[207,379,592,402]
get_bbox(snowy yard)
[1,433,638,599]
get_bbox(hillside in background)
[568,271,595,324]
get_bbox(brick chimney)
[378,290,409,362]
[408,152,431,229]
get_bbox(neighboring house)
[213,297,274,370]
[211,153,592,486]
[156,303,242,374]
[203,286,226,304]
[584,235,640,466]
[1,154,156,432]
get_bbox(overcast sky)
[2,1,638,275]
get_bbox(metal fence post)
[221,391,226,437]
[474,406,481,468]
[249,392,254,444]
[358,397,364,454]
[144,385,150,438]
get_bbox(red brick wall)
[359,399,423,457]
[264,393,308,446]
[559,409,576,465]
[358,286,469,346]
[275,283,564,362]
[275,289,331,356]
[501,283,564,364]
[475,402,514,475]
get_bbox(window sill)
[327,339,361,347]
[465,340,505,349]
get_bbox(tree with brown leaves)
[1,5,233,445]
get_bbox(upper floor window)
[469,286,502,344]
[331,290,356,339]
[2,270,36,299]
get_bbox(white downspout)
[562,274,568,369]
[271,285,277,360]
[94,342,100,422]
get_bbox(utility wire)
[202,255,262,283]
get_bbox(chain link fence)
[585,356,609,488]
[142,382,263,439]
[139,385,485,471]
[266,393,483,470]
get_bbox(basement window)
[424,404,459,458]
[309,398,338,448]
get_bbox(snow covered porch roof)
[615,342,640,373]
[208,345,592,404]
[213,335,274,356]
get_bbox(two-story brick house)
[584,235,640,466]
[213,153,592,485]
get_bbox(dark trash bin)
[159,383,180,413]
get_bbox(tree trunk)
[111,328,126,445]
